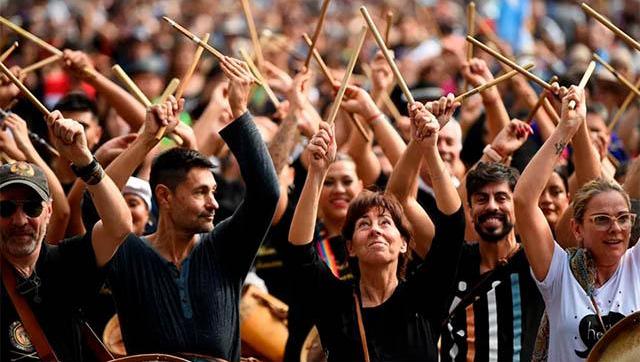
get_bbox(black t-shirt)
[287,207,465,361]
[439,244,545,362]
[1,232,102,362]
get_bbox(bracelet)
[366,113,385,126]
[482,145,504,163]
[70,156,105,185]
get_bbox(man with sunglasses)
[0,111,132,361]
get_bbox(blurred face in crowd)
[469,181,515,242]
[586,112,610,161]
[538,171,569,230]
[163,167,219,234]
[347,207,407,269]
[60,110,102,150]
[133,72,165,100]
[320,159,363,227]
[573,191,633,267]
[124,193,150,236]
[0,186,51,260]
[437,121,462,176]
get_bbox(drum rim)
[587,310,640,362]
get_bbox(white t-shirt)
[534,242,640,362]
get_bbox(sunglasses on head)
[0,200,44,218]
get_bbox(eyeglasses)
[587,213,637,231]
[0,200,44,219]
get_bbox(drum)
[300,326,326,362]
[587,311,640,362]
[109,354,190,362]
[104,314,127,358]
[240,285,289,362]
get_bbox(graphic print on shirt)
[574,311,624,358]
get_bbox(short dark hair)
[54,92,98,117]
[149,148,214,195]
[342,190,413,280]
[466,162,520,205]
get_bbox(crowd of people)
[1,0,640,361]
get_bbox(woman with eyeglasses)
[514,85,639,361]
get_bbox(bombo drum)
[240,285,289,362]
[587,311,640,362]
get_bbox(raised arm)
[62,50,146,130]
[623,156,640,244]
[289,122,336,245]
[514,86,585,281]
[46,110,132,267]
[461,58,510,141]
[3,113,70,243]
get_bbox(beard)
[474,211,514,243]
[0,226,43,258]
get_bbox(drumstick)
[0,108,60,157]
[0,17,94,78]
[582,3,640,52]
[302,34,370,141]
[384,11,393,45]
[525,75,559,124]
[466,36,552,92]
[175,33,210,100]
[163,16,225,61]
[0,61,50,116]
[568,60,596,110]
[0,41,18,62]
[609,77,640,131]
[361,6,415,104]
[592,53,640,97]
[239,0,264,69]
[462,2,475,93]
[22,54,63,74]
[304,0,331,68]
[154,78,181,140]
[239,48,280,107]
[455,63,534,103]
[326,26,367,126]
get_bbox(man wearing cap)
[0,111,132,361]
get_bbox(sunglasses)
[0,200,44,219]
[587,213,637,232]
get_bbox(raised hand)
[461,58,494,88]
[557,85,586,132]
[424,93,460,128]
[0,127,26,161]
[340,85,380,124]
[306,121,336,174]
[94,134,137,166]
[62,49,95,78]
[0,65,24,107]
[1,113,36,158]
[370,51,394,96]
[220,56,254,119]
[141,96,183,140]
[288,70,313,110]
[264,61,293,94]
[408,102,439,150]
[171,121,198,150]
[491,119,533,157]
[46,110,93,166]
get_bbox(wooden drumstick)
[361,6,415,104]
[454,63,534,103]
[175,33,210,100]
[163,16,225,61]
[304,0,331,68]
[462,2,475,93]
[568,60,596,110]
[239,48,280,107]
[239,0,264,69]
[302,34,370,141]
[384,11,393,45]
[154,78,181,140]
[326,26,368,126]
[0,41,18,62]
[0,61,50,116]
[22,54,63,74]
[466,36,552,92]
[592,53,640,97]
[609,77,640,131]
[525,75,559,124]
[582,3,640,52]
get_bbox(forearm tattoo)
[554,141,567,155]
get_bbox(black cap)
[0,162,50,201]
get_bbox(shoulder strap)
[352,291,371,362]
[1,258,59,362]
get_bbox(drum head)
[588,311,640,362]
